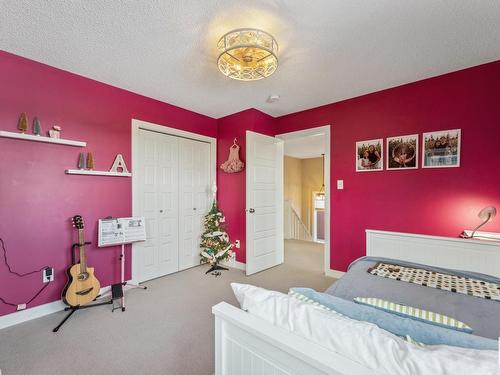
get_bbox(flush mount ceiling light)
[217,28,278,81]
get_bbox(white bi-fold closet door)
[135,128,211,282]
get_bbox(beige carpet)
[0,240,334,375]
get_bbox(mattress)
[325,256,500,339]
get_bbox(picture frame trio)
[356,129,461,172]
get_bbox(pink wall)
[216,109,276,263]
[0,51,217,317]
[2,49,499,318]
[276,61,500,271]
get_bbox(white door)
[178,138,211,270]
[135,129,179,282]
[246,131,284,275]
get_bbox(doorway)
[276,126,331,276]
[131,119,216,283]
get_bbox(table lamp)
[463,206,497,239]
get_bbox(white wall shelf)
[0,130,86,147]
[65,169,132,177]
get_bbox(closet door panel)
[137,129,211,279]
[156,134,179,276]
[178,139,196,270]
[136,129,179,282]
[137,130,159,281]
[178,139,211,270]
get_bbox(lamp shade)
[478,206,497,221]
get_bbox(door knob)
[159,209,164,213]
[193,207,197,211]
[248,208,255,213]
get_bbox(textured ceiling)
[1,1,500,118]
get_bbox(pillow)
[231,283,498,375]
[289,287,497,350]
[289,290,426,346]
[353,297,473,333]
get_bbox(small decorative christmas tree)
[18,112,28,133]
[86,152,94,170]
[78,152,86,170]
[200,201,234,274]
[33,117,42,136]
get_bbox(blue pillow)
[290,288,498,351]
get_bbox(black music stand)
[52,242,112,332]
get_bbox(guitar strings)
[0,237,51,308]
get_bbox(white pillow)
[230,283,498,375]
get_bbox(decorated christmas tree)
[200,201,234,274]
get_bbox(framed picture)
[422,129,461,168]
[386,134,418,170]
[356,139,383,172]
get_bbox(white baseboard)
[221,259,246,271]
[461,230,500,241]
[0,299,66,330]
[0,283,119,330]
[325,268,345,279]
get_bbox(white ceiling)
[1,1,499,119]
[284,135,325,159]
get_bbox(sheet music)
[98,217,146,247]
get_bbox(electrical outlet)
[42,267,54,283]
[234,240,241,248]
[17,304,26,311]
[337,180,344,190]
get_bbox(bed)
[212,230,500,375]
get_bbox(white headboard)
[366,230,500,278]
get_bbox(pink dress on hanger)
[220,143,244,173]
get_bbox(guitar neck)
[78,229,87,272]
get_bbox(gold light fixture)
[217,28,278,81]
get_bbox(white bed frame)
[212,230,500,375]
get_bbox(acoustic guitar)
[62,215,101,307]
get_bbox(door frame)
[131,119,217,283]
[275,125,333,277]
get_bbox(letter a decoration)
[110,154,129,174]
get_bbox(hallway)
[284,239,325,276]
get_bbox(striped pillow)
[353,297,473,333]
[289,290,425,346]
[288,290,343,316]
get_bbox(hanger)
[231,138,239,148]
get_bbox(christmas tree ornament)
[200,201,234,275]
[18,112,28,133]
[33,117,42,136]
[78,152,86,170]
[86,152,94,170]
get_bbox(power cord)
[0,237,51,308]
[0,284,49,308]
[1,238,50,276]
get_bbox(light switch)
[337,180,344,190]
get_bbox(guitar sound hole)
[77,272,89,281]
